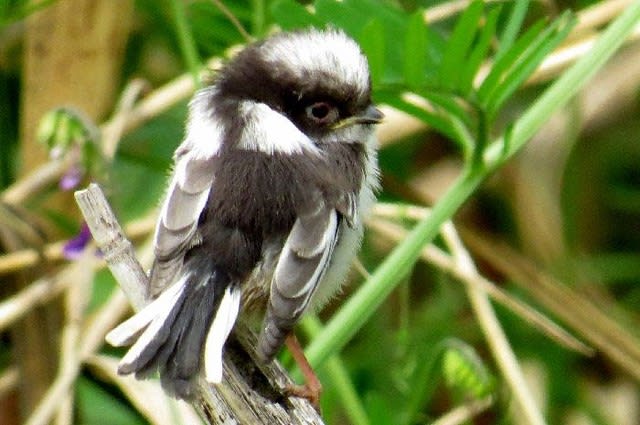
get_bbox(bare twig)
[102,78,151,160]
[25,289,132,425]
[0,213,156,277]
[73,183,324,424]
[461,229,640,382]
[441,222,547,425]
[0,366,19,398]
[431,395,495,425]
[75,184,149,309]
[368,216,592,356]
[210,0,254,43]
[54,247,96,425]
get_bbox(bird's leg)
[284,333,322,410]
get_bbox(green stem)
[305,168,484,368]
[168,0,201,88]
[300,317,371,425]
[251,0,266,36]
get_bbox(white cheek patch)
[180,87,225,161]
[237,101,319,156]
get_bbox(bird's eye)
[305,102,338,125]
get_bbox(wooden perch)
[75,183,324,425]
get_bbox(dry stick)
[441,222,547,425]
[25,288,132,425]
[0,276,68,332]
[461,229,640,382]
[0,366,19,398]
[73,183,324,425]
[431,395,495,425]
[210,0,254,43]
[0,214,156,277]
[368,213,592,355]
[54,248,96,425]
[0,214,156,338]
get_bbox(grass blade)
[378,92,459,143]
[360,19,386,87]
[169,0,202,88]
[403,10,428,89]
[486,12,575,118]
[439,0,484,90]
[494,0,530,63]
[476,19,546,106]
[459,6,501,96]
[495,1,640,163]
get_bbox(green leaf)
[501,0,640,161]
[360,19,385,87]
[377,92,459,142]
[420,91,472,131]
[486,11,575,118]
[270,0,323,30]
[420,91,474,152]
[495,0,531,62]
[403,10,428,89]
[459,6,502,96]
[442,340,495,399]
[439,0,484,90]
[477,19,546,105]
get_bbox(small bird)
[106,28,382,401]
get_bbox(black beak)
[332,105,385,129]
[355,105,385,124]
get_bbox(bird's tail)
[106,262,241,399]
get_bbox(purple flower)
[59,164,83,191]
[63,223,92,260]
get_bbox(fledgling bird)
[106,28,382,400]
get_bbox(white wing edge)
[105,277,187,347]
[116,275,189,372]
[274,210,338,301]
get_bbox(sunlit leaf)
[485,11,575,118]
[459,6,502,96]
[439,0,484,90]
[376,91,459,143]
[270,0,324,30]
[403,10,428,90]
[477,19,546,104]
[495,0,531,63]
[360,19,385,87]
[442,340,495,399]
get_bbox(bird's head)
[215,28,383,146]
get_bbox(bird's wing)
[149,88,224,295]
[257,194,340,361]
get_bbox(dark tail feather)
[108,262,240,400]
[158,274,227,398]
